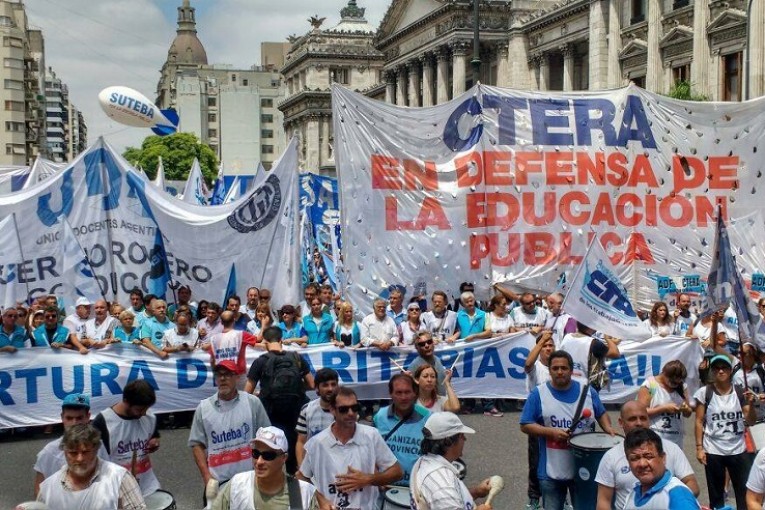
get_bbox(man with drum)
[212,426,317,510]
[595,401,698,510]
[620,428,699,509]
[520,350,614,510]
[33,394,109,496]
[298,386,402,510]
[189,360,271,507]
[37,424,146,510]
[92,379,162,499]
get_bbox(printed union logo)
[583,261,637,318]
[227,174,281,234]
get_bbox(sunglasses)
[416,339,434,347]
[336,403,362,414]
[251,449,281,461]
[44,314,58,319]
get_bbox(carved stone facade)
[279,1,385,174]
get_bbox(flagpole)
[159,228,178,307]
[63,218,106,300]
[560,234,598,312]
[10,213,30,304]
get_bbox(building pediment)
[659,25,693,48]
[706,9,746,34]
[377,0,446,42]
[619,39,648,59]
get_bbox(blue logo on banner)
[752,273,765,293]
[583,261,637,318]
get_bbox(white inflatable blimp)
[98,86,179,136]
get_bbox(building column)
[646,0,663,92]
[320,117,331,166]
[306,117,320,172]
[421,54,435,106]
[561,44,575,91]
[385,71,396,104]
[607,0,624,88]
[539,54,550,91]
[436,48,450,103]
[750,0,765,97]
[692,0,711,97]
[396,67,407,106]
[496,42,511,87]
[509,25,530,89]
[452,41,470,96]
[589,0,609,89]
[528,55,541,89]
[408,61,421,107]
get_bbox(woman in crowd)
[302,297,334,345]
[277,304,307,347]
[637,360,692,448]
[197,302,223,341]
[26,310,44,340]
[246,303,273,340]
[414,364,459,413]
[112,310,140,343]
[694,354,757,509]
[195,300,209,324]
[400,301,425,346]
[644,301,674,337]
[333,301,360,347]
[485,294,512,336]
[110,302,124,319]
[733,342,765,422]
[691,309,727,350]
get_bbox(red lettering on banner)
[672,155,740,192]
[606,152,629,187]
[709,156,739,190]
[208,446,251,468]
[546,152,575,185]
[371,155,401,190]
[629,155,659,187]
[371,155,439,190]
[466,193,520,228]
[522,192,556,226]
[559,191,590,225]
[385,196,450,230]
[484,151,513,185]
[514,152,544,185]
[578,152,605,185]
[402,159,438,190]
[456,151,482,187]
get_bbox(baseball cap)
[423,412,475,440]
[62,393,91,409]
[75,297,92,307]
[213,360,241,375]
[407,302,421,311]
[253,426,289,452]
[709,354,733,368]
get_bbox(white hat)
[75,297,92,307]
[253,426,289,452]
[423,412,475,440]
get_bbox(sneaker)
[483,408,504,417]
[525,499,541,509]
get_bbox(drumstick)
[449,353,462,371]
[391,358,407,372]
[567,408,592,435]
[484,475,505,506]
[130,449,138,476]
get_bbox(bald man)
[595,401,699,510]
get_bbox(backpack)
[260,352,304,401]
[703,383,745,410]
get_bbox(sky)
[22,0,389,154]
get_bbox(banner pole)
[63,217,106,301]
[10,212,30,304]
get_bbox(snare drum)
[383,486,411,509]
[144,489,176,510]
[570,433,624,509]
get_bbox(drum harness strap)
[567,382,590,435]
[383,409,415,442]
[286,475,302,509]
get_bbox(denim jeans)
[539,478,576,510]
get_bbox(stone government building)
[279,0,762,174]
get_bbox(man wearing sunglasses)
[32,307,72,350]
[298,387,402,510]
[408,331,447,395]
[212,426,317,510]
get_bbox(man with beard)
[295,368,338,466]
[139,299,172,359]
[672,293,697,336]
[543,293,576,347]
[92,380,162,499]
[240,287,260,321]
[211,426,318,510]
[420,291,457,343]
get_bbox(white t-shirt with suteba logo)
[693,385,747,455]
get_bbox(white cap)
[423,412,475,440]
[75,297,92,307]
[253,426,289,452]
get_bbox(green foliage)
[667,80,708,101]
[122,132,218,184]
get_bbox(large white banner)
[333,84,765,311]
[0,334,702,428]
[0,137,300,308]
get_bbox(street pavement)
[0,407,711,509]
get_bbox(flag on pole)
[209,161,226,205]
[562,235,652,340]
[223,176,242,204]
[153,156,166,191]
[0,215,27,309]
[223,263,237,304]
[147,227,171,300]
[61,218,103,305]
[180,158,209,205]
[702,210,760,342]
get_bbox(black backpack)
[260,352,304,401]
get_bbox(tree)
[666,80,708,101]
[122,132,218,184]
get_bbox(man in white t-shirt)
[510,292,550,335]
[595,401,698,510]
[62,296,92,353]
[671,293,697,336]
[360,299,399,350]
[420,291,458,343]
[32,393,109,496]
[162,311,199,353]
[83,299,117,348]
[298,386,403,509]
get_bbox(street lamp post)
[471,0,481,86]
[745,0,754,100]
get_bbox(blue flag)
[223,263,237,304]
[148,228,171,300]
